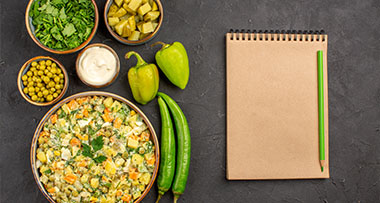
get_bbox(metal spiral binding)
[229,29,326,42]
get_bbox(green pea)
[21,75,28,81]
[27,71,33,77]
[31,61,38,67]
[47,72,53,78]
[51,63,57,68]
[35,87,40,92]
[37,70,43,76]
[53,76,60,83]
[40,65,46,70]
[31,95,38,101]
[23,88,29,94]
[53,93,58,98]
[46,95,53,101]
[46,60,52,66]
[44,69,49,75]
[50,87,56,92]
[57,89,62,94]
[39,60,45,66]
[43,90,49,96]
[51,68,57,74]
[43,77,50,83]
[47,66,51,71]
[41,98,45,102]
[28,81,34,86]
[30,67,36,72]
[57,68,62,74]
[28,87,35,92]
[38,92,43,97]
[23,81,28,86]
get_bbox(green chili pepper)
[125,51,159,105]
[157,92,191,203]
[156,96,176,203]
[152,42,190,89]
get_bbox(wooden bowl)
[17,56,69,106]
[75,43,120,88]
[30,91,160,203]
[104,0,164,45]
[25,0,99,54]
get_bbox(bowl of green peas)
[17,56,68,106]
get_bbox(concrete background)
[1,0,379,202]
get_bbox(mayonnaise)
[78,46,118,86]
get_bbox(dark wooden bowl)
[75,43,120,88]
[25,0,99,54]
[30,91,160,203]
[17,56,69,106]
[104,0,164,45]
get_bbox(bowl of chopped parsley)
[25,0,99,54]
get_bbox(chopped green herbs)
[81,136,106,163]
[29,0,95,50]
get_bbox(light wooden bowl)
[75,43,120,88]
[17,56,69,106]
[30,91,160,203]
[25,0,99,54]
[104,0,164,45]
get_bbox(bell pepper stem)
[125,51,147,67]
[151,41,170,50]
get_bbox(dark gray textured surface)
[1,0,380,202]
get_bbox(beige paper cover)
[226,33,329,180]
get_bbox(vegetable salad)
[36,96,156,203]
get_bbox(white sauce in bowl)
[78,46,118,86]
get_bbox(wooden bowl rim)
[104,0,164,45]
[30,91,160,203]
[25,0,99,54]
[75,43,121,88]
[17,56,69,106]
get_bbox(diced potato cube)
[62,103,70,114]
[131,154,144,165]
[111,100,122,112]
[144,11,160,21]
[123,3,136,15]
[137,3,151,16]
[39,165,49,173]
[144,152,153,160]
[128,16,136,31]
[127,0,142,12]
[90,178,99,189]
[120,13,131,21]
[139,173,151,185]
[152,22,158,30]
[136,22,143,32]
[151,1,158,11]
[132,191,142,200]
[109,4,119,14]
[141,21,154,34]
[142,0,148,3]
[122,24,132,37]
[103,97,113,108]
[115,19,129,36]
[115,0,124,7]
[105,160,117,175]
[114,7,127,18]
[108,17,120,27]
[139,33,149,40]
[80,174,89,183]
[128,31,140,41]
[124,0,131,3]
[127,137,139,148]
[37,151,47,163]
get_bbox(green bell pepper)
[125,51,159,105]
[152,41,190,89]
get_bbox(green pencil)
[317,50,325,172]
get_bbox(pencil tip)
[321,167,324,172]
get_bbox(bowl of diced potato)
[104,0,163,45]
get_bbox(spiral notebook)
[226,30,329,180]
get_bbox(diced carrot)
[67,100,78,110]
[83,109,89,117]
[110,136,116,143]
[63,174,77,184]
[51,114,58,124]
[76,134,88,141]
[102,110,114,123]
[116,190,123,197]
[70,138,81,147]
[78,97,88,105]
[129,171,139,180]
[147,157,155,165]
[40,131,50,137]
[121,194,132,202]
[78,160,87,167]
[113,117,122,129]
[76,114,83,119]
[47,187,55,193]
[140,131,150,141]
